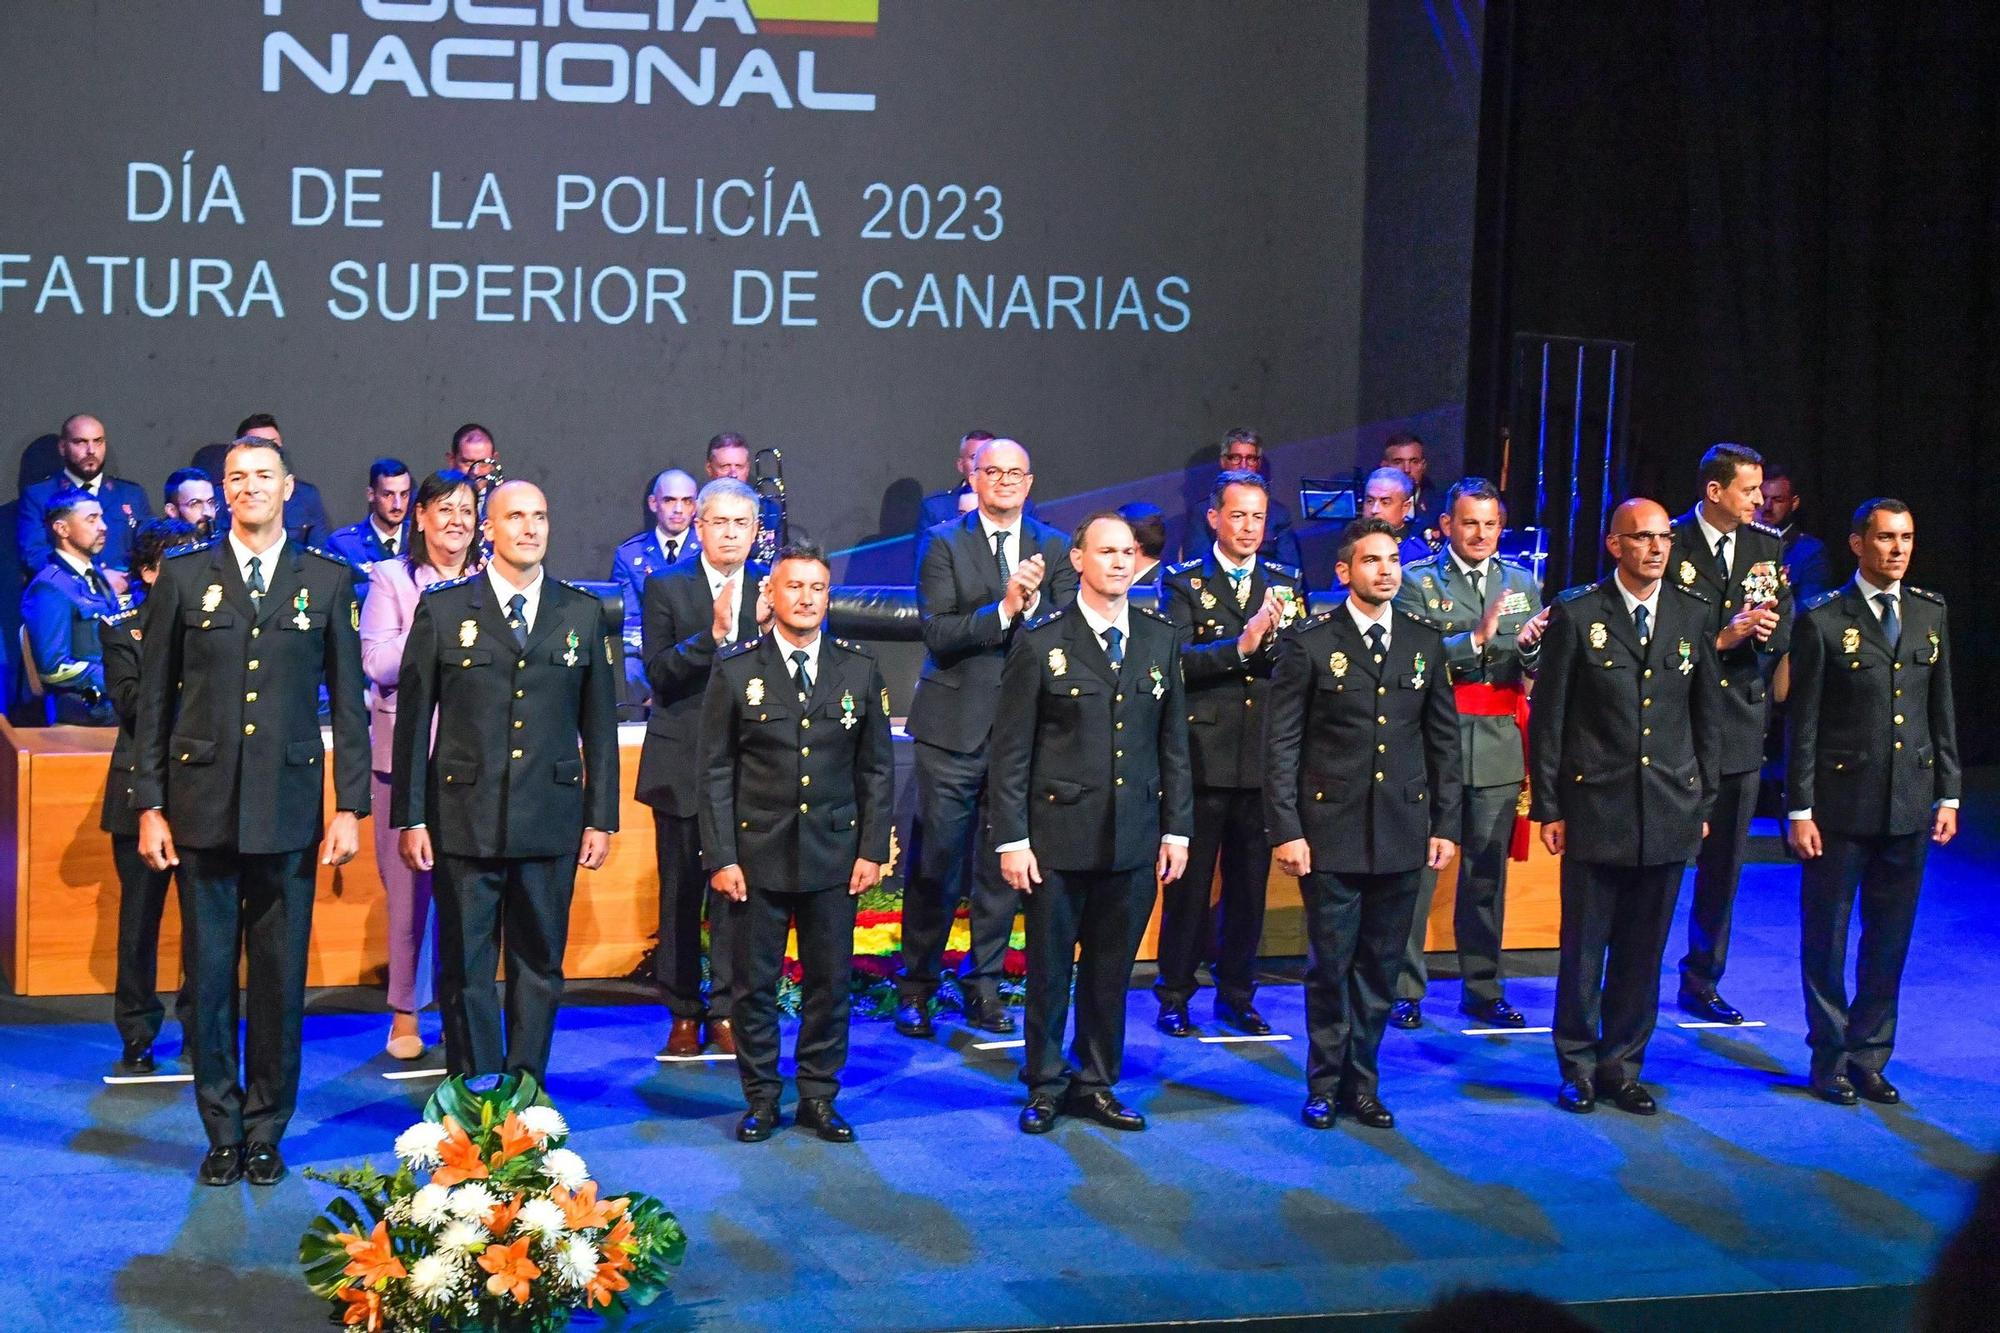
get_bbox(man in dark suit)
[918,429,1041,533]
[1267,518,1462,1130]
[20,487,123,725]
[18,412,152,586]
[1530,498,1722,1117]
[1667,443,1792,1025]
[1156,471,1307,1038]
[102,518,197,1074]
[1391,479,1548,1031]
[392,481,621,1085]
[636,478,768,1057]
[1176,429,1305,571]
[611,468,699,698]
[132,438,369,1187]
[896,437,1078,1037]
[324,458,412,603]
[1760,465,1832,602]
[1787,498,1957,1107]
[698,544,894,1143]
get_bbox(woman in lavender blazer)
[359,470,479,1059]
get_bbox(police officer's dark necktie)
[1365,622,1385,664]
[83,566,107,605]
[663,537,679,563]
[1876,592,1900,649]
[1714,533,1731,580]
[993,530,1011,584]
[507,592,528,648]
[247,555,265,608]
[1634,604,1650,646]
[1469,563,1486,607]
[1102,626,1123,668]
[791,648,813,699]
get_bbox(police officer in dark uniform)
[698,543,894,1143]
[324,458,412,604]
[133,438,370,1187]
[102,518,197,1074]
[989,511,1193,1135]
[1530,498,1722,1117]
[897,437,1078,1038]
[636,478,767,1057]
[1786,498,1957,1107]
[1360,467,1441,569]
[611,468,699,699]
[1267,518,1462,1130]
[1156,471,1307,1038]
[17,413,152,580]
[1760,466,1831,602]
[21,487,123,724]
[1391,479,1548,1030]
[1667,444,1792,1025]
[392,480,620,1085]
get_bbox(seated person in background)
[162,467,219,540]
[1383,430,1449,538]
[1759,464,1831,601]
[447,422,503,497]
[1119,501,1167,588]
[611,468,699,699]
[919,429,1040,532]
[21,486,125,724]
[18,413,152,590]
[1361,466,1440,567]
[1177,428,1305,573]
[191,414,332,545]
[325,458,413,602]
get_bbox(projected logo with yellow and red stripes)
[748,0,879,38]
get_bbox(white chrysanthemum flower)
[409,1183,453,1227]
[383,1197,412,1225]
[555,1236,599,1287]
[394,1121,450,1168]
[438,1220,487,1253]
[408,1252,465,1305]
[540,1147,589,1190]
[514,1196,568,1241]
[518,1106,568,1141]
[447,1182,499,1222]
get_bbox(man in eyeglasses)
[1530,498,1722,1118]
[896,437,1078,1038]
[918,429,1040,534]
[1176,429,1305,572]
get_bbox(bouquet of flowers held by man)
[300,1072,685,1332]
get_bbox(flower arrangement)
[300,1072,684,1332]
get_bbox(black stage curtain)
[1469,1,2000,760]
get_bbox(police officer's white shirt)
[1346,596,1393,650]
[1212,542,1255,579]
[701,554,747,642]
[1695,510,1735,580]
[486,562,544,635]
[656,527,692,564]
[777,630,822,692]
[64,469,102,497]
[229,530,287,589]
[1612,576,1661,635]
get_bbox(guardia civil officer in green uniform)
[392,480,621,1086]
[1390,478,1548,1030]
[698,543,894,1144]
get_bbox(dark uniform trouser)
[1396,782,1518,1004]
[1554,860,1682,1086]
[1679,768,1760,993]
[732,886,859,1106]
[1800,831,1927,1077]
[652,810,736,1020]
[1155,786,1267,1010]
[434,852,578,1082]
[898,739,1014,1007]
[1300,869,1421,1099]
[1021,866,1154,1100]
[179,846,317,1148]
[112,832,189,1048]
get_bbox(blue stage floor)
[3,800,1996,1331]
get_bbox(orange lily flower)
[584,1258,631,1309]
[335,1220,409,1286]
[491,1112,538,1166]
[485,1192,525,1238]
[551,1182,618,1232]
[477,1237,542,1304]
[336,1285,384,1330]
[432,1115,489,1187]
[600,1214,637,1274]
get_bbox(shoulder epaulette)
[1132,603,1172,626]
[1403,550,1444,570]
[554,578,595,595]
[1556,584,1595,604]
[1264,560,1303,581]
[1300,610,1336,629]
[1670,582,1713,603]
[718,635,764,661]
[1800,588,1841,614]
[101,606,140,626]
[1164,557,1203,578]
[1908,585,1945,605]
[1745,519,1782,540]
[301,544,347,564]
[1023,608,1064,631]
[829,636,875,657]
[422,574,475,595]
[163,538,218,560]
[1496,552,1532,572]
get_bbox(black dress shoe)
[1557,1080,1596,1114]
[1019,1096,1059,1135]
[1812,1074,1858,1106]
[1063,1088,1146,1131]
[199,1144,244,1186]
[736,1103,780,1142]
[1300,1095,1336,1130]
[1389,999,1422,1030]
[893,1002,934,1038]
[245,1143,287,1186]
[1603,1081,1657,1116]
[1215,1001,1272,1036]
[795,1097,855,1142]
[1337,1093,1395,1130]
[1459,996,1526,1028]
[1678,989,1745,1025]
[1155,1004,1194,1038]
[1852,1069,1901,1105]
[962,996,1016,1035]
[118,1040,156,1074]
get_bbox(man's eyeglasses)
[702,515,756,532]
[979,467,1029,483]
[1615,531,1674,546]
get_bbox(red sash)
[1452,682,1533,861]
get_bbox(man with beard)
[18,413,151,588]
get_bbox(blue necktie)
[1876,593,1900,649]
[1633,605,1650,644]
[1228,566,1250,607]
[507,592,528,648]
[1102,626,1124,668]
